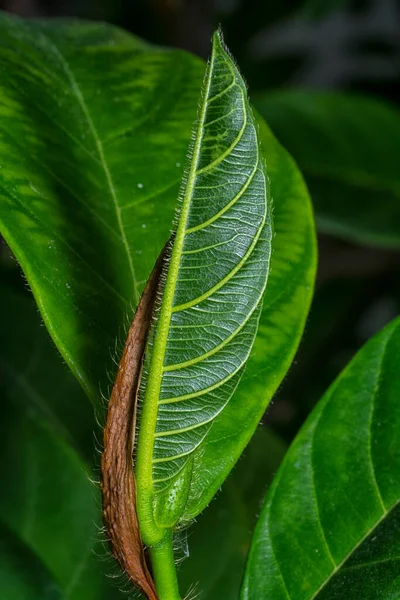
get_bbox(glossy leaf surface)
[0,12,315,516]
[0,12,194,405]
[135,31,271,543]
[255,90,400,248]
[242,317,400,600]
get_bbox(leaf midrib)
[310,500,400,600]
[309,327,396,600]
[253,326,397,600]
[135,34,216,490]
[36,30,140,304]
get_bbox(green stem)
[150,531,181,600]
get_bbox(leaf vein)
[41,36,140,304]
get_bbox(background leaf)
[254,90,400,248]
[301,0,351,19]
[179,426,286,599]
[0,521,64,600]
[0,12,315,515]
[0,287,95,461]
[0,285,126,600]
[0,12,202,407]
[242,317,400,600]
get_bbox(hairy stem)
[150,532,181,600]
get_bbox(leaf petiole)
[150,531,181,600]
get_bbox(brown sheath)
[101,245,168,600]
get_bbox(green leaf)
[0,11,315,522]
[189,113,315,516]
[0,12,201,406]
[0,287,126,600]
[0,521,64,600]
[254,90,400,248]
[179,426,286,599]
[135,31,271,545]
[242,317,400,600]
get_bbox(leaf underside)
[136,32,272,541]
[242,317,400,600]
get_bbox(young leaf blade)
[242,317,400,600]
[183,115,316,519]
[136,31,272,544]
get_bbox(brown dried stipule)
[101,246,168,600]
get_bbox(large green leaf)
[135,31,271,544]
[179,426,286,599]
[254,90,400,248]
[0,13,201,406]
[242,317,400,600]
[0,12,315,516]
[0,521,63,600]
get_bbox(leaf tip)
[212,26,227,55]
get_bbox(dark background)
[1,0,400,442]
[2,0,400,100]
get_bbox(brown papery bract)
[101,244,169,600]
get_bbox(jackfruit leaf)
[0,13,315,518]
[255,91,400,248]
[242,317,400,600]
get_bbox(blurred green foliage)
[0,0,399,597]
